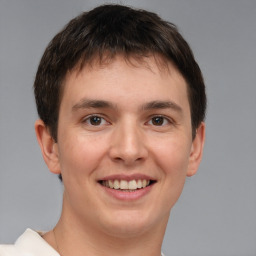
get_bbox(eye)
[83,115,108,126]
[148,116,170,126]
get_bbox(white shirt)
[0,229,59,256]
[0,229,165,256]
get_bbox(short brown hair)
[34,4,206,141]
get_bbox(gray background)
[0,0,255,255]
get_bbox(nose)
[109,120,148,166]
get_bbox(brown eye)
[149,116,169,126]
[84,115,107,126]
[89,116,102,125]
[152,116,164,126]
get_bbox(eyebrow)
[72,99,182,113]
[142,100,183,112]
[72,99,116,111]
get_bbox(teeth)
[128,180,137,190]
[109,180,114,188]
[137,180,142,188]
[120,180,128,189]
[114,180,119,189]
[102,179,151,190]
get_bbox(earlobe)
[35,120,61,175]
[187,122,205,177]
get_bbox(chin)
[103,222,150,238]
[99,209,168,238]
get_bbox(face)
[37,56,204,238]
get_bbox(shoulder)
[0,245,11,256]
[0,229,59,256]
[0,244,20,256]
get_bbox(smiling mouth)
[99,179,156,192]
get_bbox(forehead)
[61,55,189,108]
[67,53,185,82]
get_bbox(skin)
[35,55,205,256]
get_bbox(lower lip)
[100,184,154,201]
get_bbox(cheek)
[152,139,191,213]
[57,133,107,179]
[57,134,108,212]
[152,137,191,176]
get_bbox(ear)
[35,119,61,175]
[187,122,205,177]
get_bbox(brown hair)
[34,4,206,142]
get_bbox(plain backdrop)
[0,0,255,255]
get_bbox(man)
[0,4,206,256]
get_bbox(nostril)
[113,157,123,162]
[112,156,145,166]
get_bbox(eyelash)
[82,115,109,126]
[81,114,174,128]
[147,115,173,127]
